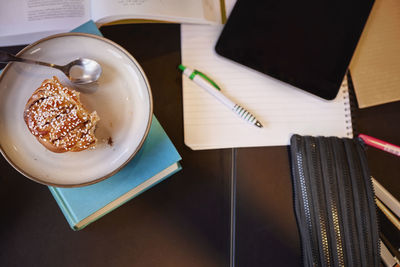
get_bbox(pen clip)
[191,70,221,91]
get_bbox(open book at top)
[0,0,222,46]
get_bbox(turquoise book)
[49,116,182,230]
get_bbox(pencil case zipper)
[290,135,380,267]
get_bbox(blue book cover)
[49,21,181,230]
[49,116,182,230]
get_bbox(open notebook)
[181,0,353,150]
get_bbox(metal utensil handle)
[0,51,19,62]
[0,50,64,70]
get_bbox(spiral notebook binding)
[342,73,354,138]
[346,71,359,137]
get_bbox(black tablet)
[215,0,374,100]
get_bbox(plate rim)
[0,32,153,188]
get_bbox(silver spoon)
[0,51,102,84]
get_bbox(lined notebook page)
[181,1,352,150]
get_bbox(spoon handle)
[0,51,64,70]
[0,51,19,62]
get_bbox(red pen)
[359,134,400,157]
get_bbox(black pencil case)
[290,135,380,267]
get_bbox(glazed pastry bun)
[24,76,99,153]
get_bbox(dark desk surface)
[1,24,399,267]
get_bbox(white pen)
[179,64,263,128]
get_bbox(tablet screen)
[215,0,374,100]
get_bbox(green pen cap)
[178,64,186,72]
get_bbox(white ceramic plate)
[0,33,152,187]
